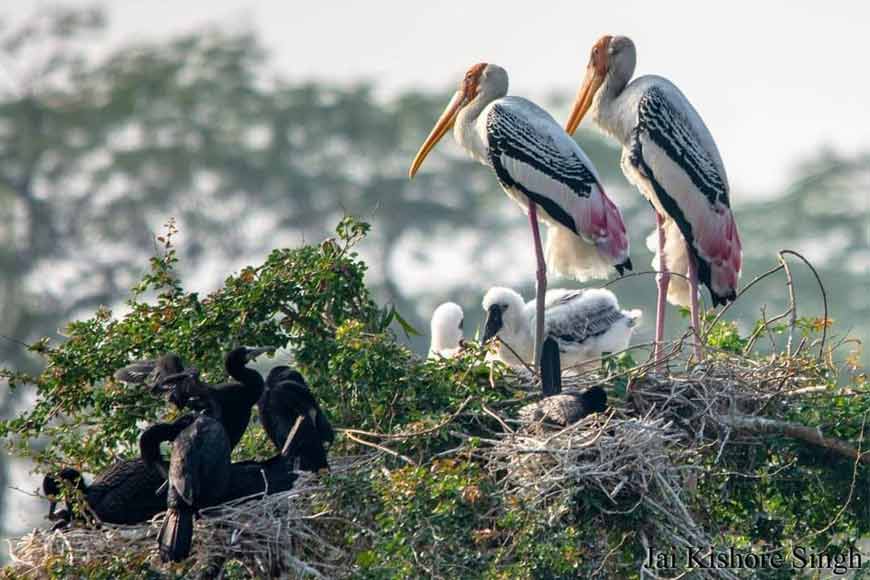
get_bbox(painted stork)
[481,286,641,392]
[409,63,632,371]
[564,36,742,367]
[428,302,465,359]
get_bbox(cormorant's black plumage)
[158,346,272,450]
[519,386,608,428]
[259,367,334,471]
[147,395,231,563]
[113,352,185,389]
[42,459,168,527]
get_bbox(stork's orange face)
[564,36,612,134]
[409,63,487,178]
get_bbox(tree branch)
[719,413,869,465]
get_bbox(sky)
[7,0,869,199]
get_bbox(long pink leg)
[687,251,703,362]
[654,213,670,371]
[528,202,547,372]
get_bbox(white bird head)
[409,63,508,178]
[481,287,527,345]
[565,35,637,135]
[428,302,465,358]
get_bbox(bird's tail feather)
[545,226,612,282]
[158,507,194,563]
[646,220,693,307]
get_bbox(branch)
[719,414,869,465]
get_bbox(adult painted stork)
[564,36,742,367]
[428,302,465,359]
[409,63,632,371]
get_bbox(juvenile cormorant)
[113,352,185,389]
[42,458,170,527]
[143,392,231,563]
[157,346,273,449]
[259,367,334,472]
[518,386,608,428]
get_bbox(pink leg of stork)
[528,202,547,373]
[654,213,670,372]
[687,252,704,362]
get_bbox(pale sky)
[2,0,869,537]
[9,0,869,198]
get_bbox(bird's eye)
[501,303,509,310]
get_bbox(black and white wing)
[625,78,742,305]
[485,97,630,269]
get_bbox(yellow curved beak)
[564,67,605,135]
[409,89,466,178]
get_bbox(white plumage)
[565,35,743,366]
[428,302,464,359]
[481,286,641,370]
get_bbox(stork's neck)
[454,86,504,166]
[591,70,635,146]
[500,309,533,360]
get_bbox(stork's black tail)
[541,337,562,397]
[158,506,194,563]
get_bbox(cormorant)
[113,352,185,389]
[42,457,170,528]
[142,390,231,563]
[259,367,334,472]
[518,386,608,428]
[156,346,273,450]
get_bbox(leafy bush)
[3,218,869,579]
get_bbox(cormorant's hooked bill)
[481,304,504,344]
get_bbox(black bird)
[218,455,299,504]
[113,352,185,389]
[42,459,169,528]
[157,346,273,450]
[259,367,334,472]
[518,385,608,428]
[143,391,231,563]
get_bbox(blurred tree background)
[0,5,866,546]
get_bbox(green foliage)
[3,218,869,578]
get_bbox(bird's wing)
[486,97,629,265]
[170,429,198,506]
[628,82,742,305]
[545,290,627,345]
[113,360,156,384]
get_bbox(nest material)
[479,345,862,579]
[8,346,863,579]
[8,456,373,579]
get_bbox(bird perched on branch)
[410,62,631,373]
[154,346,274,450]
[482,286,641,391]
[564,35,742,367]
[428,302,465,359]
[259,367,334,472]
[42,459,169,529]
[113,352,185,389]
[142,389,231,563]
